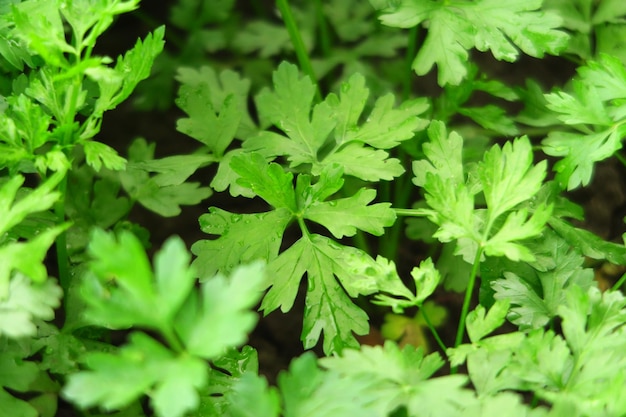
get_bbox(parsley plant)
[2,1,626,416]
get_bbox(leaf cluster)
[4,1,626,417]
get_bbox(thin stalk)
[352,230,371,255]
[380,174,413,261]
[394,208,424,217]
[611,271,626,292]
[449,254,482,376]
[453,246,483,356]
[403,26,419,100]
[420,307,447,353]
[162,328,185,353]
[276,0,322,102]
[313,0,331,58]
[379,25,419,260]
[297,216,312,240]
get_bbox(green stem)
[55,175,70,295]
[611,271,626,292]
[379,22,419,260]
[162,327,185,353]
[380,174,413,261]
[313,0,331,58]
[276,0,322,102]
[421,306,447,353]
[297,216,312,239]
[394,208,424,217]
[454,246,483,348]
[403,26,419,100]
[352,230,371,255]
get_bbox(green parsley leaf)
[0,94,53,172]
[0,225,67,297]
[542,54,626,189]
[304,188,394,238]
[319,342,475,417]
[65,167,132,259]
[61,0,140,48]
[545,0,626,61]
[373,0,568,85]
[320,341,444,384]
[0,388,38,417]
[0,343,39,392]
[545,82,612,126]
[233,21,294,58]
[480,137,547,220]
[201,151,395,262]
[261,235,370,353]
[413,121,550,263]
[83,230,195,331]
[108,25,164,109]
[174,262,265,359]
[559,286,626,357]
[413,120,465,188]
[11,0,69,68]
[0,171,63,236]
[171,0,235,28]
[176,66,256,150]
[466,299,511,343]
[412,122,478,255]
[195,151,397,354]
[483,205,553,262]
[545,130,623,190]
[507,329,572,393]
[279,352,386,417]
[33,325,87,375]
[231,153,297,211]
[251,61,333,155]
[198,347,259,414]
[175,66,258,196]
[245,63,427,181]
[374,257,441,312]
[251,213,401,354]
[0,172,69,299]
[63,332,207,417]
[458,105,518,136]
[83,141,126,172]
[191,208,292,278]
[118,138,212,217]
[226,373,280,417]
[549,217,626,265]
[320,143,405,181]
[0,347,40,417]
[539,286,626,414]
[86,26,164,117]
[492,231,595,329]
[595,24,626,64]
[0,273,62,338]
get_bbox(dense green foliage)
[2,0,626,416]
